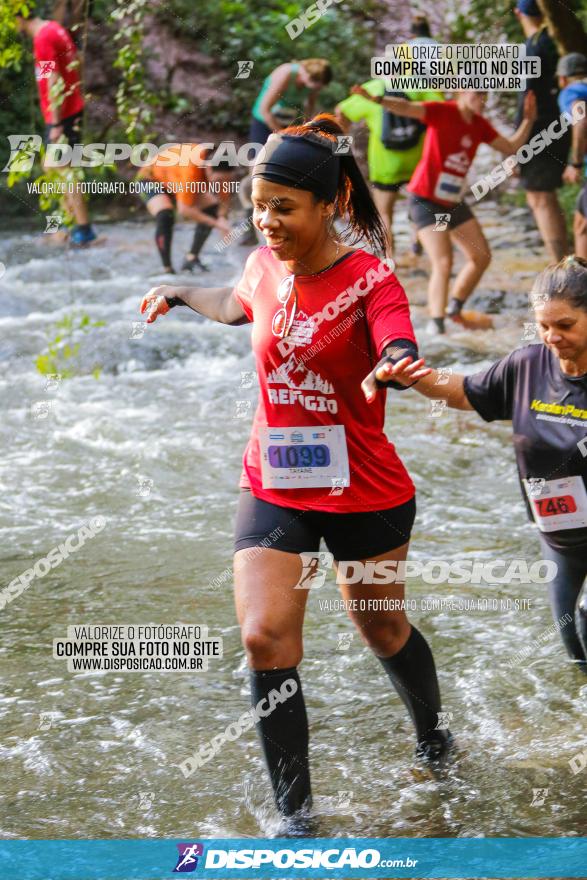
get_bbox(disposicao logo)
[173,843,204,873]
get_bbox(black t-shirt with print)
[516,26,561,128]
[464,343,587,552]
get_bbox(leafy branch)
[111,0,159,143]
[36,312,104,379]
[0,0,32,69]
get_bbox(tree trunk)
[537,0,587,55]
[51,0,88,36]
[51,0,68,24]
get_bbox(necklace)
[298,240,341,277]
[273,240,342,340]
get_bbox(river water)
[0,203,585,843]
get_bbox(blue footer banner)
[0,838,586,879]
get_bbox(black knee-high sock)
[378,626,445,745]
[540,536,587,665]
[155,209,174,268]
[575,600,587,667]
[189,204,218,259]
[249,667,311,816]
[548,578,587,663]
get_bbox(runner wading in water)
[335,80,442,260]
[514,0,570,262]
[352,86,537,334]
[15,10,98,246]
[138,144,235,273]
[140,114,452,822]
[335,16,442,260]
[373,256,587,668]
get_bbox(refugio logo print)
[173,843,204,872]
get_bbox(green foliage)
[0,0,32,68]
[0,0,91,223]
[448,0,587,45]
[161,0,383,131]
[447,0,520,44]
[111,0,159,142]
[87,0,113,24]
[446,0,587,122]
[5,138,88,226]
[36,312,104,379]
[0,1,40,182]
[576,0,587,29]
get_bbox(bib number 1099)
[259,425,350,489]
[268,444,330,469]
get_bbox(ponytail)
[281,114,389,255]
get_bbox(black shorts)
[371,180,409,193]
[43,111,83,147]
[234,489,416,560]
[248,117,273,147]
[408,194,474,231]
[518,126,570,191]
[576,182,587,218]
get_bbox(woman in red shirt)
[140,115,452,826]
[354,87,537,334]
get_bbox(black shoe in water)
[181,256,209,273]
[415,730,454,765]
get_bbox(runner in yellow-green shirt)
[336,79,443,258]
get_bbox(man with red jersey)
[16,11,97,246]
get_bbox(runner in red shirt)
[353,87,537,333]
[15,12,97,246]
[140,114,452,827]
[31,19,84,127]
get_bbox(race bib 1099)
[259,425,350,490]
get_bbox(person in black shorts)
[43,112,82,149]
[380,255,587,670]
[514,0,571,261]
[353,86,537,333]
[140,113,453,828]
[336,24,443,260]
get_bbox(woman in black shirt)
[362,255,587,668]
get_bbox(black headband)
[252,133,340,202]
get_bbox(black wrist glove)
[375,338,419,390]
[164,296,185,308]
